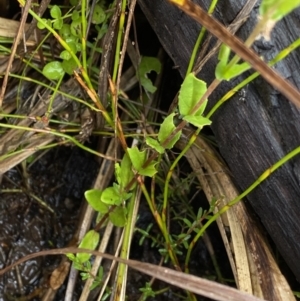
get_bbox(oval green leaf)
[77,230,100,263]
[178,73,207,117]
[146,137,165,154]
[62,57,77,75]
[158,113,181,149]
[92,4,106,24]
[101,186,122,205]
[109,206,127,227]
[43,61,64,80]
[85,189,109,213]
[50,5,61,19]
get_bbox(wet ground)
[0,143,234,300]
[0,147,99,300]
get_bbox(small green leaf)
[137,56,161,93]
[197,207,203,219]
[121,191,132,201]
[115,154,134,189]
[139,161,158,177]
[72,10,81,21]
[216,45,251,80]
[77,230,100,263]
[62,57,77,75]
[71,20,82,37]
[228,62,251,79]
[59,24,71,39]
[101,186,122,205]
[92,4,106,24]
[60,50,71,60]
[141,77,156,93]
[53,18,63,30]
[218,43,230,63]
[158,113,181,149]
[183,218,192,228]
[50,5,61,19]
[85,189,109,213]
[90,280,100,290]
[109,206,127,227]
[43,61,64,80]
[80,272,89,280]
[70,0,79,5]
[37,18,51,30]
[216,60,250,81]
[127,146,147,172]
[146,137,165,154]
[178,73,207,116]
[65,36,78,53]
[127,146,158,177]
[85,189,101,204]
[183,114,212,128]
[259,0,300,21]
[66,253,75,261]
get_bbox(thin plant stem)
[81,0,88,71]
[112,0,127,82]
[138,178,180,269]
[47,73,64,115]
[185,145,300,273]
[113,187,138,301]
[186,0,220,75]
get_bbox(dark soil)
[0,147,98,300]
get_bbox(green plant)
[3,0,300,298]
[66,0,300,296]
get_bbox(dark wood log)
[138,0,300,281]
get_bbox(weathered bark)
[138,0,300,280]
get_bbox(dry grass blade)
[0,245,268,301]
[64,139,118,301]
[0,134,54,174]
[0,17,35,44]
[177,133,252,294]
[0,78,81,174]
[0,0,32,106]
[177,128,295,301]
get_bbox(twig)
[0,0,32,107]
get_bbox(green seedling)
[147,73,212,154]
[146,113,182,154]
[38,3,109,80]
[85,153,138,227]
[139,282,156,299]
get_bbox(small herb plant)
[38,3,110,80]
[64,0,300,295]
[5,0,300,299]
